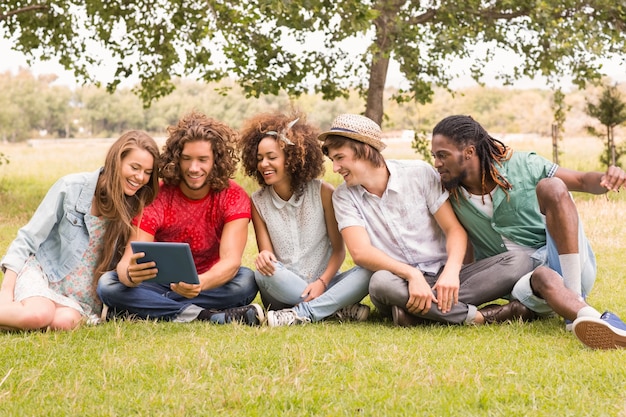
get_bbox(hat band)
[330,127,361,134]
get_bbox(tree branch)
[406,9,437,25]
[0,5,49,22]
[476,8,529,20]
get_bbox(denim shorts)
[511,224,596,315]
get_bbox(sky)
[2,36,626,92]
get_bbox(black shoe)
[479,301,536,324]
[198,304,265,326]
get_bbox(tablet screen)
[130,241,200,285]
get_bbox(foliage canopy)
[2,1,626,123]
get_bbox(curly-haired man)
[98,111,263,325]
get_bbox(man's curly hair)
[238,111,324,199]
[160,111,239,192]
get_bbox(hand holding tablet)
[130,242,200,285]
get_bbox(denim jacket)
[1,168,101,282]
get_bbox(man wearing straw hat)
[319,114,535,326]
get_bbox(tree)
[3,1,626,125]
[0,69,57,141]
[585,84,626,167]
[550,88,570,164]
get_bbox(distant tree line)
[0,68,622,147]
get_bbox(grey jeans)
[369,252,534,325]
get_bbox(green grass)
[1,138,626,416]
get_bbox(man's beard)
[442,170,467,191]
[182,175,209,191]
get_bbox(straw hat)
[317,114,386,152]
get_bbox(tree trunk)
[608,125,616,166]
[364,0,404,126]
[611,127,617,165]
[365,54,389,126]
[551,123,559,164]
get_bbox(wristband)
[317,278,328,290]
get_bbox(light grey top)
[252,179,332,282]
[332,159,449,274]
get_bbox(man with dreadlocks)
[431,114,626,350]
[320,114,535,327]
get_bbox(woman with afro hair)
[238,112,373,326]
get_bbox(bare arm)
[341,224,437,314]
[556,166,626,194]
[318,182,346,285]
[342,225,415,279]
[302,182,346,301]
[251,203,277,276]
[0,269,18,303]
[196,217,249,291]
[115,227,156,288]
[431,200,468,313]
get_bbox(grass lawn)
[1,136,625,416]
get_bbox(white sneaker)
[334,303,370,322]
[565,319,573,332]
[268,309,311,327]
[572,311,626,349]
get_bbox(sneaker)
[199,304,265,326]
[334,303,370,322]
[572,311,626,350]
[267,309,311,327]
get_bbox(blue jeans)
[512,223,596,315]
[254,263,373,322]
[97,267,257,322]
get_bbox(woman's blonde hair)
[93,130,160,278]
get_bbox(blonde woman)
[0,131,160,330]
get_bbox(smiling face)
[120,147,155,196]
[430,133,469,190]
[256,137,289,189]
[326,144,371,187]
[178,140,214,198]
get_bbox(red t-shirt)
[134,180,251,274]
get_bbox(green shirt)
[451,151,558,260]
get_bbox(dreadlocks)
[432,115,513,201]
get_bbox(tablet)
[130,241,200,285]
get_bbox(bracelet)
[317,278,328,290]
[127,267,135,284]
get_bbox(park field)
[0,135,625,416]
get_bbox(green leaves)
[2,0,626,121]
[585,84,626,167]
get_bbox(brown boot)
[479,301,536,324]
[391,306,428,327]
